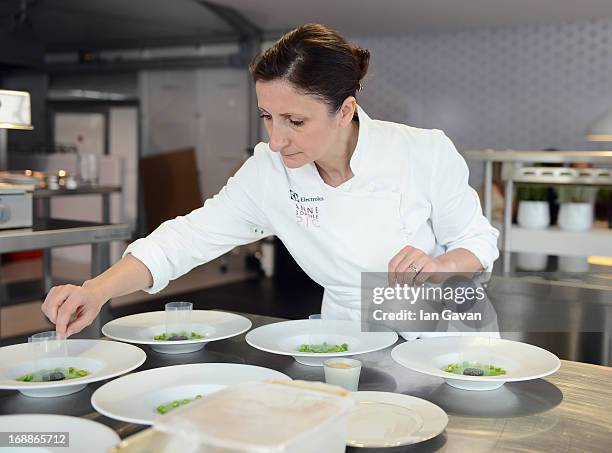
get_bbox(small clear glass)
[165,302,193,341]
[323,358,362,392]
[77,153,100,186]
[28,331,67,379]
[308,313,321,320]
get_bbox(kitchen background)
[1,0,611,364]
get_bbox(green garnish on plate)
[156,394,203,414]
[298,342,349,353]
[153,332,205,341]
[443,362,506,376]
[16,367,90,382]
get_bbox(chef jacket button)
[368,182,376,192]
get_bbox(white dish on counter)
[0,339,146,397]
[347,391,448,448]
[91,363,291,425]
[102,310,252,354]
[0,414,120,453]
[245,319,398,366]
[391,336,560,391]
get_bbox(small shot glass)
[165,302,193,340]
[323,358,362,392]
[28,331,67,373]
[29,330,67,354]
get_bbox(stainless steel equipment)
[0,183,32,229]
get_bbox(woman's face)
[255,79,351,168]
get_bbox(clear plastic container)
[152,380,354,453]
[27,330,68,379]
[165,301,193,340]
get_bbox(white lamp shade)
[0,89,33,130]
[586,107,612,141]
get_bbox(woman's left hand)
[388,245,448,286]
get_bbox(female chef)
[41,23,499,338]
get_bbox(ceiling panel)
[215,0,612,35]
[3,0,612,55]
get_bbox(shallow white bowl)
[391,336,560,391]
[91,363,291,425]
[245,319,398,366]
[0,414,120,453]
[102,310,252,354]
[347,391,448,448]
[0,340,146,397]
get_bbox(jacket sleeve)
[429,131,500,271]
[123,146,272,293]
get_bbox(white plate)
[347,391,448,448]
[245,319,398,366]
[391,336,561,391]
[0,414,119,453]
[102,310,252,354]
[91,363,291,425]
[0,340,146,398]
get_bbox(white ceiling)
[3,0,612,51]
[215,0,612,35]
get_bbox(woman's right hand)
[41,282,108,337]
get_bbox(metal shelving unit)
[464,150,612,272]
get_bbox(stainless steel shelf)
[464,149,612,163]
[0,218,131,254]
[464,149,612,272]
[32,185,122,198]
[512,166,612,186]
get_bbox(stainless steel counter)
[0,218,130,255]
[0,218,131,337]
[1,312,610,452]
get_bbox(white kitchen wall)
[49,108,137,270]
[348,18,612,185]
[139,68,249,199]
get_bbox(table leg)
[40,199,53,293]
[99,193,110,271]
[503,175,514,273]
[42,249,53,294]
[74,242,109,339]
[484,160,493,220]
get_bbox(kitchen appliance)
[0,183,33,229]
[0,89,33,171]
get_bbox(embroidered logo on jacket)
[289,189,324,228]
[289,189,324,203]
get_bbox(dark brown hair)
[249,23,370,113]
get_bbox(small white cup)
[323,358,362,391]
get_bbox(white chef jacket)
[125,105,499,330]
